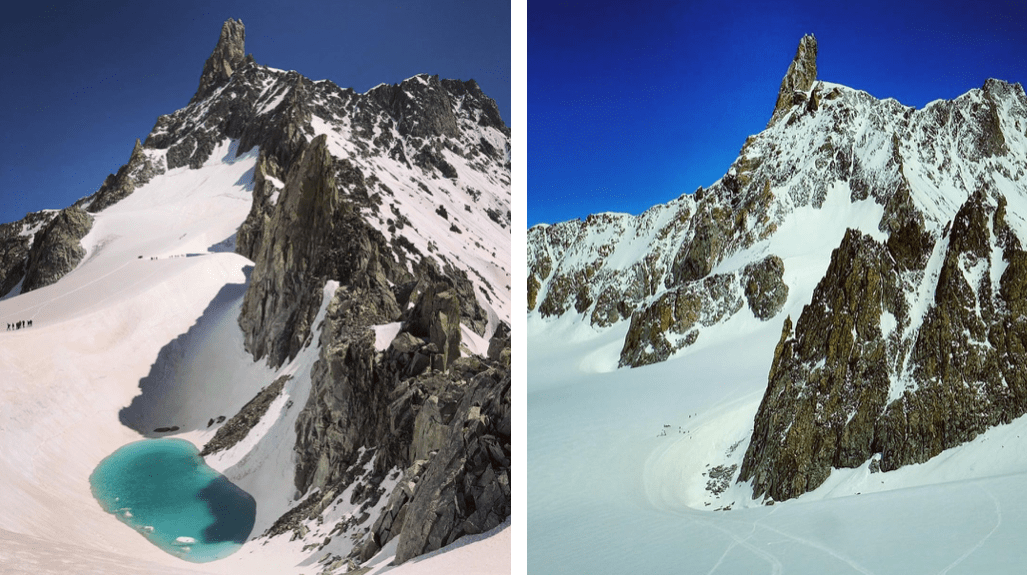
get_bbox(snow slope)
[528,309,1027,574]
[0,138,506,574]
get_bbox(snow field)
[530,305,1027,573]
[0,137,507,573]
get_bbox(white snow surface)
[0,138,507,574]
[529,309,1027,574]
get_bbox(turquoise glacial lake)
[89,438,256,563]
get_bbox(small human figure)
[28,320,32,328]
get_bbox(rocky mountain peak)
[768,34,818,127]
[191,18,247,104]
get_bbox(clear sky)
[0,0,510,226]
[528,0,1027,227]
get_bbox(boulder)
[742,255,788,320]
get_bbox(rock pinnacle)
[191,18,247,104]
[768,34,818,127]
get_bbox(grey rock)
[238,135,405,368]
[768,34,818,127]
[236,149,283,260]
[742,255,788,320]
[201,375,289,456]
[407,283,462,372]
[487,321,511,365]
[0,211,56,298]
[21,207,93,293]
[391,368,511,565]
[192,18,246,104]
[84,139,166,213]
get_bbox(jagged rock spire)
[191,18,247,104]
[768,34,818,127]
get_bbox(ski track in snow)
[936,489,1001,575]
[751,521,874,575]
[702,505,873,575]
[702,511,782,575]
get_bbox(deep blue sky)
[528,0,1027,227]
[0,1,510,226]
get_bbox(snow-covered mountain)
[0,19,509,574]
[529,34,1027,573]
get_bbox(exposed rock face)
[192,18,247,104]
[21,207,93,293]
[487,321,511,366]
[0,211,56,297]
[293,284,510,564]
[376,367,511,565]
[407,283,462,372]
[83,139,166,213]
[741,187,1027,502]
[200,376,288,456]
[239,135,407,368]
[294,319,388,495]
[768,34,818,127]
[620,273,744,367]
[742,255,789,320]
[739,229,900,501]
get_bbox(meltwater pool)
[89,438,255,562]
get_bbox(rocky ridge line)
[527,34,1027,500]
[0,16,511,570]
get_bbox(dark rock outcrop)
[742,255,789,320]
[739,229,900,501]
[620,272,744,367]
[83,139,166,213]
[741,189,1027,501]
[292,285,510,566]
[768,34,818,127]
[406,284,462,372]
[201,376,289,456]
[238,135,406,368]
[372,367,511,565]
[21,207,93,293]
[293,321,387,495]
[192,18,247,104]
[235,149,283,261]
[0,211,56,298]
[487,321,511,366]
